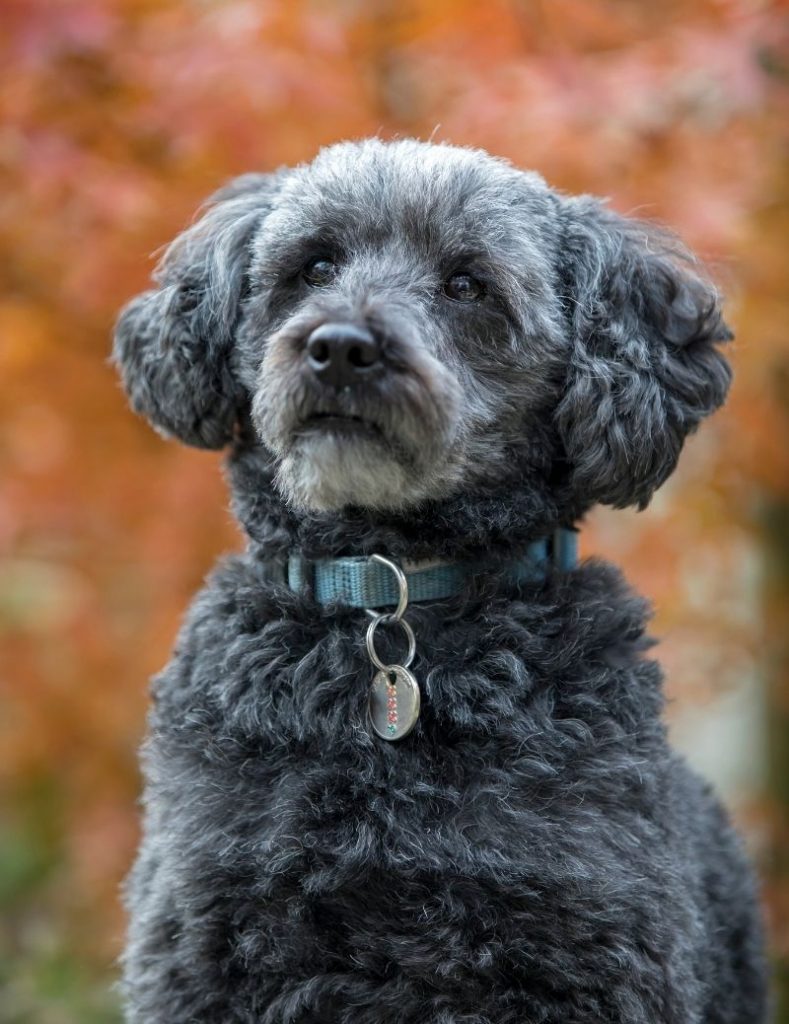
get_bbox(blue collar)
[287,528,578,609]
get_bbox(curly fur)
[113,139,768,1022]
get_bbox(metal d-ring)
[369,553,409,621]
[365,614,416,672]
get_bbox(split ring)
[365,614,416,672]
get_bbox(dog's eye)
[443,272,485,303]
[302,257,337,287]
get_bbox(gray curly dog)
[113,138,769,1023]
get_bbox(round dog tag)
[368,666,420,741]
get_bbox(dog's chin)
[273,420,450,513]
[275,429,414,512]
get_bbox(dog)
[113,138,768,1023]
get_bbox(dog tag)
[368,666,420,741]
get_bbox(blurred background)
[1,0,787,1020]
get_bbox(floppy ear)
[555,197,733,510]
[113,173,279,449]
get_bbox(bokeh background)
[1,0,788,1019]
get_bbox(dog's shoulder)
[146,553,298,716]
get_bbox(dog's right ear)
[113,173,280,449]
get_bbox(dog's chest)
[182,729,574,985]
[155,572,652,893]
[140,567,689,1007]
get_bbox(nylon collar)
[286,527,578,609]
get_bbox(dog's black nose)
[305,323,381,389]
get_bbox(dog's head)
[114,139,731,518]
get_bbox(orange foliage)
[1,0,787,1005]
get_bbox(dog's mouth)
[297,411,385,442]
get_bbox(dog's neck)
[227,442,585,564]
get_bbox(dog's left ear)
[555,197,733,510]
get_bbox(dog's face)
[238,143,567,511]
[114,139,732,517]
